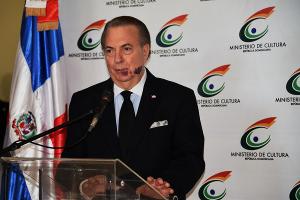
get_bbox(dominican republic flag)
[1,1,67,199]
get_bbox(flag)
[1,0,67,199]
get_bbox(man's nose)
[114,49,123,63]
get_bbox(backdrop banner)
[59,0,300,199]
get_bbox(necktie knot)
[121,90,132,101]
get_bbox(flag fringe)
[26,7,46,16]
[37,21,58,31]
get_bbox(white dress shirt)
[113,71,147,134]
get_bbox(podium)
[0,157,168,200]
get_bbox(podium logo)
[198,171,232,200]
[77,20,106,51]
[241,117,276,150]
[239,7,275,42]
[198,65,230,98]
[290,181,300,200]
[156,14,188,47]
[286,68,300,95]
[12,111,37,140]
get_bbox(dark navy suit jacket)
[61,69,205,199]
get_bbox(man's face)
[103,25,150,90]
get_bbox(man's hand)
[81,175,107,199]
[136,176,174,199]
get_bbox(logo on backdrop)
[289,181,300,200]
[240,117,275,150]
[12,111,37,140]
[230,6,287,53]
[68,19,106,60]
[198,65,230,98]
[105,0,157,8]
[197,64,240,107]
[151,14,198,57]
[275,67,300,106]
[156,14,187,48]
[231,117,289,161]
[286,68,300,95]
[239,7,274,42]
[77,20,106,51]
[198,171,232,200]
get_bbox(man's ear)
[143,44,150,60]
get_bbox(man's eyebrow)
[104,43,132,49]
[104,45,113,49]
[121,43,132,47]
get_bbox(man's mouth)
[116,68,129,76]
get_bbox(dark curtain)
[0,100,9,150]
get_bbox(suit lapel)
[96,79,121,157]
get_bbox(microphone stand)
[0,110,94,157]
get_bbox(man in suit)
[61,16,205,200]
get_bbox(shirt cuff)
[79,179,93,200]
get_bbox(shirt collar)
[113,69,147,98]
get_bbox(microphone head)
[134,65,144,74]
[101,90,113,103]
[92,90,113,115]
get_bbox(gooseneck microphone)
[134,65,144,74]
[0,89,114,156]
[88,90,113,132]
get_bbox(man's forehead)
[107,24,139,34]
[105,25,140,46]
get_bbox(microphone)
[88,90,113,132]
[0,90,113,155]
[134,65,144,74]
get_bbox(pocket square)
[150,120,168,129]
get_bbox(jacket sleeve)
[161,89,205,199]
